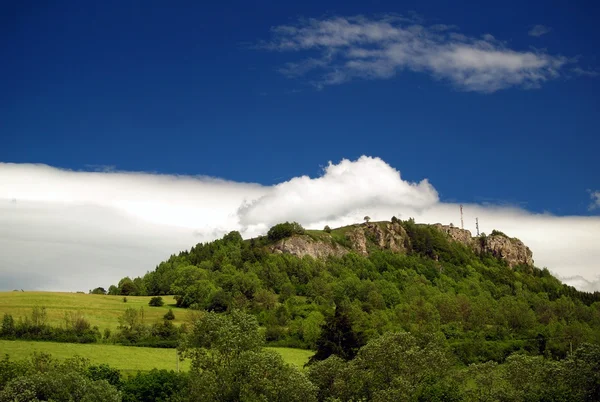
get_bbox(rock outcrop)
[346,222,408,255]
[431,223,533,267]
[481,234,534,267]
[432,224,474,246]
[271,235,348,259]
[270,221,533,269]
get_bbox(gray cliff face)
[482,234,534,267]
[270,221,533,269]
[271,235,348,259]
[346,222,408,256]
[432,223,534,267]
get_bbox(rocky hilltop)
[271,220,533,268]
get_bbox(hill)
[105,218,600,363]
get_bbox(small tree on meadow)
[164,309,175,320]
[363,216,371,223]
[149,296,164,307]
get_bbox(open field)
[0,291,192,332]
[0,340,313,372]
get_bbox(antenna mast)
[460,204,464,229]
[476,217,479,236]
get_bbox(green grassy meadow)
[0,340,312,372]
[0,291,192,332]
[0,291,314,372]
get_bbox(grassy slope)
[0,292,314,371]
[0,340,313,372]
[0,291,192,332]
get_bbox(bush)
[164,309,175,320]
[324,225,332,233]
[267,222,305,242]
[123,297,128,303]
[149,296,164,307]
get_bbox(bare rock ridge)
[270,221,533,268]
[431,224,533,267]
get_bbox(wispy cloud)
[528,24,552,37]
[260,16,571,92]
[573,67,600,77]
[1,159,599,291]
[589,190,600,210]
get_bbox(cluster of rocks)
[270,220,533,268]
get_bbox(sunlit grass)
[0,291,192,332]
[0,340,313,373]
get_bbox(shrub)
[123,297,128,303]
[267,222,305,242]
[324,225,332,233]
[164,309,175,320]
[149,296,164,307]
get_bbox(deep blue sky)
[2,0,599,215]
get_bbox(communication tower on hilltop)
[460,205,464,229]
[476,218,479,236]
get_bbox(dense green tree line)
[2,310,600,401]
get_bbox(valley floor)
[0,339,313,373]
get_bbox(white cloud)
[238,156,438,228]
[1,158,599,292]
[528,24,552,37]
[590,190,600,210]
[261,16,570,92]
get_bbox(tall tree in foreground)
[309,305,364,363]
[180,310,316,402]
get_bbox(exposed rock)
[346,227,368,256]
[430,223,533,268]
[346,222,408,255]
[482,234,534,268]
[432,224,474,246]
[270,221,533,269]
[271,235,348,259]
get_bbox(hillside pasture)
[0,291,191,332]
[0,340,313,373]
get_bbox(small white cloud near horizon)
[528,24,552,37]
[260,15,572,92]
[1,158,599,292]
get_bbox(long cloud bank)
[260,15,579,92]
[1,157,598,292]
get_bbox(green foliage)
[267,221,305,242]
[324,225,332,233]
[182,310,316,401]
[148,296,164,307]
[164,309,175,321]
[1,308,99,344]
[86,364,121,387]
[0,354,120,402]
[1,315,15,338]
[121,369,188,402]
[90,287,106,295]
[310,305,364,362]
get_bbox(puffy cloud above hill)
[1,157,598,291]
